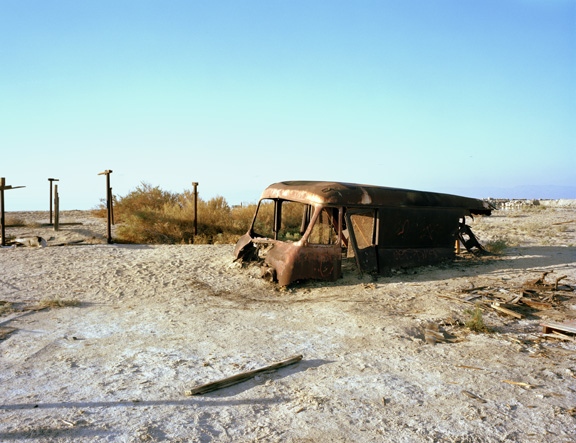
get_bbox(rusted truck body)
[234,181,492,286]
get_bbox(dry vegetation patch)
[93,182,253,244]
[37,298,81,309]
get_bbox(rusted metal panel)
[256,239,341,286]
[234,181,492,286]
[378,248,455,269]
[377,207,464,248]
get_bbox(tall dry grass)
[93,183,256,244]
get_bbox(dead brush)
[98,182,255,244]
[0,300,14,315]
[37,298,80,309]
[4,215,26,227]
[484,238,509,254]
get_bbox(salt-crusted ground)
[1,206,575,442]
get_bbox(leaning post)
[98,170,114,244]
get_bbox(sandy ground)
[1,206,575,442]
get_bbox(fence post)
[53,184,60,231]
[192,182,199,236]
[0,178,5,246]
[0,178,25,246]
[98,170,114,244]
[48,178,59,225]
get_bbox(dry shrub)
[464,305,491,333]
[100,182,255,244]
[4,216,42,228]
[230,203,259,231]
[38,298,80,309]
[0,301,14,316]
[523,204,547,212]
[4,216,26,227]
[484,238,509,254]
[90,206,108,218]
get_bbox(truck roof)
[261,181,492,215]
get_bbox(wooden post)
[0,178,5,247]
[98,170,113,244]
[192,182,198,236]
[0,178,25,246]
[48,178,59,225]
[108,187,115,225]
[53,185,60,231]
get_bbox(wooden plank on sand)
[185,354,303,396]
[490,303,522,319]
[541,320,576,335]
[521,298,552,310]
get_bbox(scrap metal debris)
[462,390,487,403]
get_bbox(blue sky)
[1,1,574,210]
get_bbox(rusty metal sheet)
[254,239,341,286]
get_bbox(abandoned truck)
[234,181,492,286]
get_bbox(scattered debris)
[423,322,445,345]
[524,271,570,292]
[490,302,523,319]
[185,354,303,396]
[455,365,484,371]
[501,380,535,389]
[37,298,80,309]
[541,319,576,338]
[7,236,47,248]
[542,331,575,342]
[0,326,16,340]
[520,297,552,310]
[462,390,487,403]
[551,219,575,226]
[448,271,575,327]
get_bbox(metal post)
[192,182,199,236]
[98,170,113,244]
[48,178,59,225]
